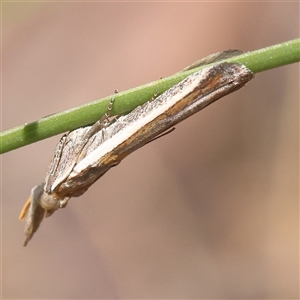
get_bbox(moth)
[20,51,254,246]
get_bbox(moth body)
[20,60,254,245]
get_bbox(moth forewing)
[58,63,253,197]
[45,126,92,194]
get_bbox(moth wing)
[44,127,91,194]
[181,50,243,72]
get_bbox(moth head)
[19,183,63,246]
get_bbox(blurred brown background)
[2,2,298,299]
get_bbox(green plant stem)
[1,38,299,154]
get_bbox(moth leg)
[150,92,159,101]
[99,96,116,126]
[58,197,70,208]
[84,97,117,140]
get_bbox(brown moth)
[20,54,254,246]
